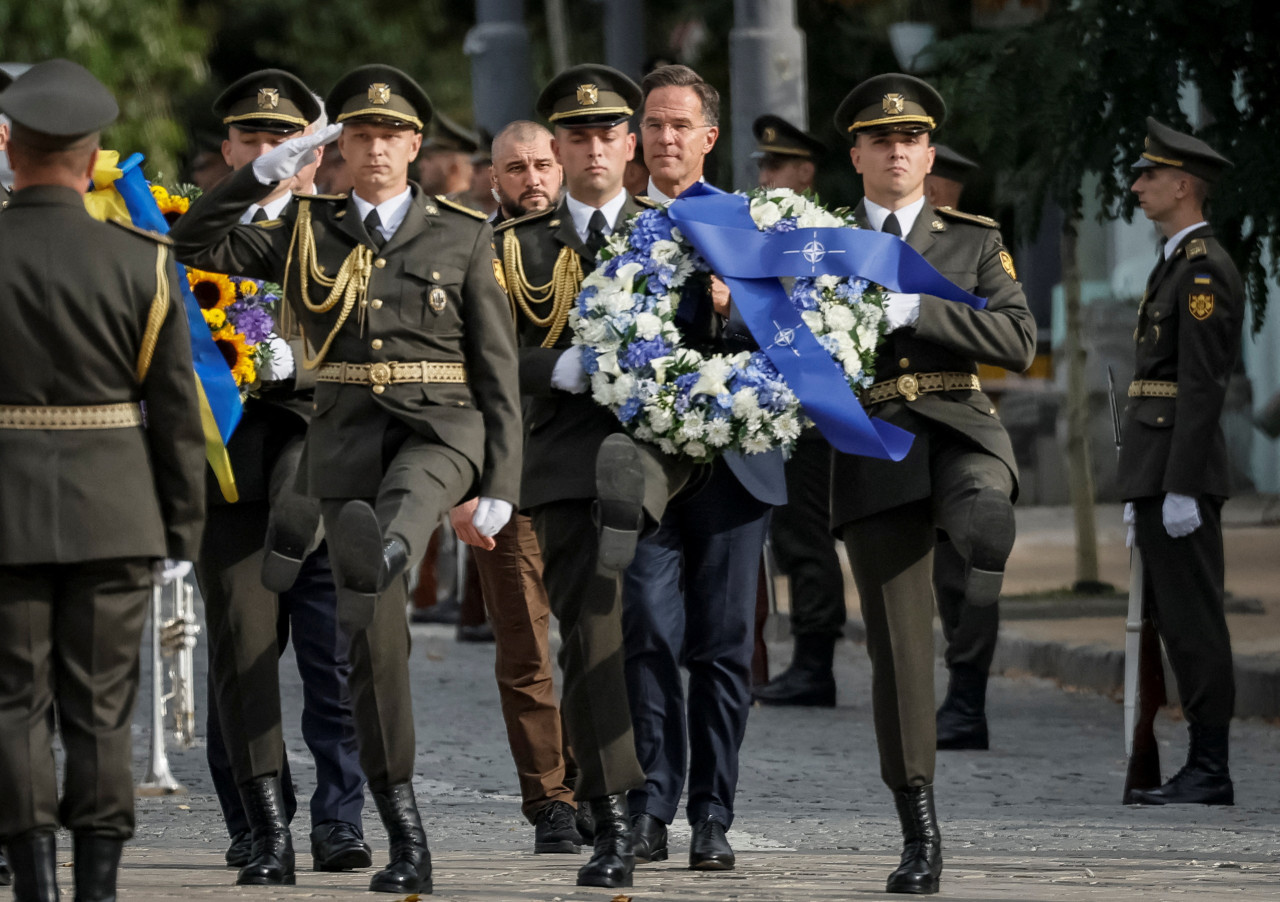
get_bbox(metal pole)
[546,0,571,72]
[728,0,808,191]
[464,0,534,136]
[602,0,646,81]
[137,583,183,796]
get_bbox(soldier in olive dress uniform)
[0,59,205,902]
[170,64,521,895]
[1119,117,1242,806]
[829,74,1035,895]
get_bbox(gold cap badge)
[257,88,279,111]
[883,93,905,116]
[762,126,776,142]
[368,83,391,105]
[577,84,599,106]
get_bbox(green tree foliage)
[0,0,209,178]
[927,0,1280,329]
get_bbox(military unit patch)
[429,287,448,313]
[1189,291,1214,320]
[492,258,507,293]
[1000,250,1017,280]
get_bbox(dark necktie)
[586,209,609,257]
[882,211,902,237]
[364,208,385,250]
[250,207,268,223]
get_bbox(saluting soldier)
[170,64,522,895]
[195,69,371,886]
[0,59,205,902]
[1120,118,1241,806]
[830,74,1035,895]
[496,64,679,890]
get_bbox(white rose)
[647,405,674,434]
[650,239,681,264]
[800,310,824,334]
[824,304,856,332]
[843,358,863,378]
[683,440,707,458]
[750,200,783,229]
[634,311,663,340]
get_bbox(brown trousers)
[470,513,577,821]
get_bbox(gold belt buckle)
[896,373,920,402]
[368,362,393,386]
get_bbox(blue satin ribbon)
[664,185,986,461]
[112,155,243,443]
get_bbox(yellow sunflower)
[213,330,258,387]
[151,185,190,226]
[202,307,227,332]
[187,269,237,310]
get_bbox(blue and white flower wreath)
[571,188,888,462]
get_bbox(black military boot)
[1127,723,1234,805]
[753,634,837,707]
[935,664,989,750]
[7,830,60,902]
[886,785,942,895]
[236,775,295,886]
[369,783,432,894]
[72,834,122,902]
[577,794,634,888]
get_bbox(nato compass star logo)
[784,230,846,274]
[767,320,802,356]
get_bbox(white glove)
[883,292,922,331]
[1123,502,1135,548]
[1162,492,1202,538]
[551,346,589,394]
[251,123,343,184]
[472,497,513,538]
[263,335,296,381]
[151,559,192,586]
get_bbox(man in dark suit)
[830,73,1035,895]
[171,64,522,895]
[194,69,370,886]
[497,63,675,890]
[622,64,788,874]
[1119,118,1241,806]
[0,59,206,902]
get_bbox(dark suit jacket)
[1117,225,1243,500]
[169,165,522,504]
[0,186,206,563]
[830,201,1036,527]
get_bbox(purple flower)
[227,303,275,344]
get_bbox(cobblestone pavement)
[98,616,1280,900]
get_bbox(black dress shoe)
[935,665,989,751]
[224,830,252,868]
[6,831,58,902]
[73,833,123,902]
[630,812,668,864]
[311,822,373,871]
[689,817,734,870]
[410,597,461,625]
[753,635,837,707]
[595,434,646,572]
[577,794,634,888]
[533,800,583,854]
[260,494,322,593]
[887,785,941,894]
[369,783,432,894]
[1126,724,1233,806]
[333,501,407,632]
[0,850,11,887]
[236,776,296,886]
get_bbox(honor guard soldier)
[0,59,206,902]
[196,69,371,884]
[751,113,823,192]
[830,74,1035,894]
[923,143,978,211]
[1120,117,1241,806]
[170,64,522,894]
[416,110,477,198]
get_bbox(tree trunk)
[1061,219,1100,587]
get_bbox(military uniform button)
[371,338,383,350]
[371,298,383,309]
[374,258,387,269]
[372,384,386,395]
[899,357,910,369]
[431,271,441,280]
[1156,416,1164,423]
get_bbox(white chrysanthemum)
[590,372,612,402]
[816,274,840,291]
[731,388,760,418]
[611,373,637,404]
[677,412,705,441]
[578,318,610,344]
[771,412,801,441]
[634,311,662,340]
[824,304,856,332]
[743,432,773,454]
[634,423,655,441]
[856,324,879,349]
[705,419,732,446]
[843,358,863,378]
[657,437,678,455]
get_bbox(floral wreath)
[570,187,888,462]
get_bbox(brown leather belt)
[316,361,468,394]
[1128,379,1177,399]
[861,372,980,405]
[0,402,143,430]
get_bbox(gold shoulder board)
[293,191,347,201]
[435,195,488,221]
[634,195,659,209]
[494,205,555,234]
[108,218,174,245]
[936,207,1000,229]
[1184,238,1208,259]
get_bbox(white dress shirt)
[350,187,414,242]
[565,189,628,244]
[863,195,926,235]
